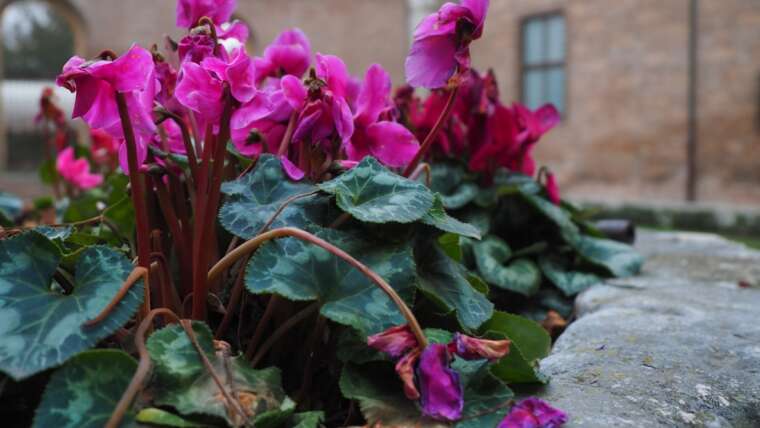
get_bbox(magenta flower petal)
[545,172,560,205]
[175,61,224,122]
[498,397,568,428]
[217,20,249,43]
[280,75,307,110]
[355,64,392,127]
[315,53,350,99]
[418,344,463,421]
[365,122,419,168]
[452,333,510,362]
[280,155,305,180]
[56,147,103,190]
[332,96,355,144]
[117,138,148,174]
[405,35,458,89]
[88,44,155,92]
[178,33,216,64]
[176,0,236,28]
[224,52,257,103]
[256,28,312,81]
[367,324,419,358]
[231,93,273,130]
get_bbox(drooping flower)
[405,0,490,89]
[56,147,103,190]
[176,0,236,28]
[498,397,568,428]
[452,333,511,362]
[345,64,419,168]
[56,44,157,139]
[254,28,312,82]
[367,324,510,422]
[418,344,464,421]
[510,103,560,176]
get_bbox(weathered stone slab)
[539,231,760,427]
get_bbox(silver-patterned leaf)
[421,195,481,239]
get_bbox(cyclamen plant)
[0,0,642,427]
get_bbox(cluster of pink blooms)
[52,0,567,424]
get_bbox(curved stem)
[402,86,460,177]
[158,111,199,183]
[84,266,149,327]
[408,162,432,187]
[207,227,428,347]
[105,308,180,428]
[250,302,319,367]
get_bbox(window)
[520,13,566,115]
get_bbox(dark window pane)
[523,20,544,65]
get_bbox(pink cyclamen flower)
[90,128,120,166]
[176,0,236,28]
[56,147,103,190]
[405,0,490,89]
[498,397,568,428]
[510,103,560,176]
[56,44,157,139]
[254,28,312,82]
[345,64,420,168]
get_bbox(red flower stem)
[408,162,432,187]
[243,295,281,359]
[153,176,191,274]
[277,111,298,157]
[250,301,319,367]
[207,227,428,348]
[402,86,460,177]
[190,125,214,318]
[159,111,199,183]
[115,92,152,318]
[191,86,234,320]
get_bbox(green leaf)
[0,232,143,380]
[572,236,644,277]
[38,158,58,185]
[318,156,434,224]
[519,191,580,244]
[245,228,416,335]
[103,196,135,242]
[135,408,206,427]
[34,225,73,241]
[480,312,551,384]
[290,411,325,428]
[454,359,514,428]
[63,194,100,223]
[473,237,541,296]
[421,195,481,239]
[0,191,23,222]
[539,254,602,297]
[147,322,292,427]
[437,233,463,262]
[430,161,465,195]
[219,154,322,239]
[441,183,479,210]
[415,243,493,331]
[33,350,137,428]
[339,363,437,427]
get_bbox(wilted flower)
[498,397,568,428]
[367,324,510,422]
[56,147,103,190]
[405,0,490,89]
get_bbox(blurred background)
[1,0,759,235]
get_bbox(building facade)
[1,0,759,205]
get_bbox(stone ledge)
[539,231,760,427]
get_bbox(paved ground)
[539,231,760,427]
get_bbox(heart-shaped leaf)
[454,359,514,428]
[539,254,602,297]
[147,322,293,427]
[480,312,551,384]
[421,195,481,239]
[415,242,493,331]
[473,236,541,296]
[219,154,323,239]
[33,350,137,428]
[0,232,143,380]
[441,183,479,210]
[572,236,643,277]
[318,157,434,224]
[245,228,416,335]
[519,191,580,245]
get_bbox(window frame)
[518,10,568,118]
